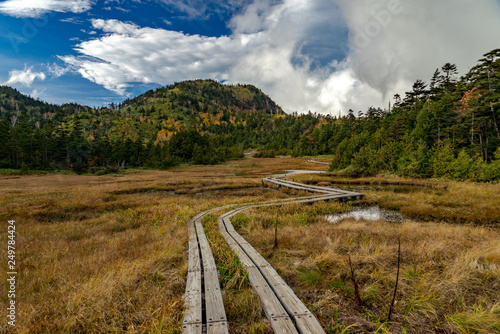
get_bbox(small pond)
[326,205,405,223]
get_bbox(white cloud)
[0,0,93,18]
[59,0,500,114]
[60,19,251,94]
[60,17,84,24]
[47,63,71,78]
[3,66,46,86]
[228,0,500,113]
[333,0,500,106]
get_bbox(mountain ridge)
[1,48,500,182]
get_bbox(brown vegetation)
[238,201,500,333]
[292,173,500,225]
[1,158,498,333]
[0,158,314,333]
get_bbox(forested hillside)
[0,80,290,172]
[1,49,499,181]
[323,49,500,181]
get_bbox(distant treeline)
[1,49,500,181]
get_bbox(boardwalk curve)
[183,171,363,333]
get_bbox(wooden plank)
[182,323,202,334]
[246,267,290,319]
[181,173,364,334]
[204,269,227,323]
[259,265,311,316]
[188,218,197,236]
[219,208,241,219]
[188,234,201,273]
[195,220,218,271]
[237,241,271,268]
[247,269,300,334]
[295,196,336,205]
[225,230,250,247]
[295,314,326,334]
[217,221,257,270]
[209,176,362,334]
[183,270,202,325]
[217,218,226,232]
[218,227,231,241]
[206,321,229,334]
[191,214,228,333]
[224,239,256,269]
[265,177,363,198]
[269,316,300,334]
[222,217,236,233]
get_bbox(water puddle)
[326,206,405,223]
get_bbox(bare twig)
[272,221,278,250]
[387,237,401,322]
[348,255,362,308]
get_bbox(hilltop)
[0,80,314,172]
[1,48,500,182]
[0,80,283,139]
[122,79,283,121]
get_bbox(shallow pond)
[326,205,405,223]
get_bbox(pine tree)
[431,142,455,178]
[0,117,12,167]
[12,110,34,168]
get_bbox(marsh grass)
[0,158,310,333]
[292,173,500,225]
[1,157,497,333]
[202,214,272,333]
[239,202,500,333]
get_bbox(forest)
[0,48,499,181]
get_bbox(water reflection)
[326,206,404,223]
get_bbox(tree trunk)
[471,112,474,145]
[490,102,500,139]
[479,133,485,161]
[487,69,500,139]
[486,137,489,162]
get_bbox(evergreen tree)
[0,117,12,167]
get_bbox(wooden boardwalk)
[306,159,330,166]
[183,173,363,333]
[183,209,230,334]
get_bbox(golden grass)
[1,157,498,333]
[292,173,500,225]
[0,158,310,333]
[238,202,500,333]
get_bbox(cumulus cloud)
[229,0,500,113]
[59,19,251,94]
[333,0,500,106]
[60,0,500,114]
[3,66,46,86]
[0,0,93,18]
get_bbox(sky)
[0,0,499,114]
